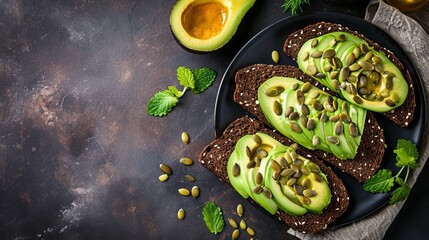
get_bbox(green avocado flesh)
[227,132,332,216]
[170,0,256,52]
[297,32,409,112]
[258,76,367,160]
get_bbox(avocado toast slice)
[234,64,385,182]
[283,21,416,127]
[198,116,349,233]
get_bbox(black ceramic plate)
[214,12,427,227]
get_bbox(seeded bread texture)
[234,64,384,182]
[198,116,349,233]
[283,21,416,127]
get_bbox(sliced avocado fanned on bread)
[284,22,416,127]
[258,76,366,160]
[234,64,385,182]
[198,117,348,233]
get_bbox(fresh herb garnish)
[363,139,420,204]
[281,0,311,15]
[147,66,216,117]
[202,202,225,234]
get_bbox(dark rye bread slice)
[198,116,349,233]
[234,64,384,182]
[283,21,416,127]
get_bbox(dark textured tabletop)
[1,0,429,239]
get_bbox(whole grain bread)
[283,21,416,127]
[198,116,349,233]
[234,64,384,182]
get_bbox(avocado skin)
[169,0,256,52]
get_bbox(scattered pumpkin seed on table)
[181,131,189,144]
[177,208,185,220]
[178,188,190,196]
[158,174,168,182]
[237,204,244,217]
[179,157,193,166]
[159,163,172,175]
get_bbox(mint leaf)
[177,66,194,89]
[147,90,179,117]
[202,202,225,234]
[390,184,411,205]
[363,169,394,193]
[168,86,184,98]
[191,68,216,93]
[394,139,419,169]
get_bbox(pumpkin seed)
[330,71,338,80]
[358,87,369,96]
[329,38,337,47]
[385,99,396,107]
[287,178,297,187]
[256,172,263,185]
[319,113,328,122]
[301,104,310,116]
[311,38,319,47]
[332,80,340,90]
[308,163,321,173]
[353,95,363,104]
[178,208,185,220]
[265,88,279,97]
[311,50,323,58]
[279,157,289,168]
[349,122,358,137]
[289,111,299,120]
[334,121,344,135]
[346,52,355,66]
[309,91,319,99]
[372,56,382,63]
[364,52,373,61]
[180,157,193,166]
[324,64,333,72]
[339,67,350,81]
[281,168,295,177]
[191,186,200,198]
[253,185,263,194]
[339,112,351,123]
[271,50,280,63]
[312,101,324,111]
[391,93,400,102]
[315,72,326,78]
[246,227,255,236]
[181,132,190,144]
[240,219,247,230]
[385,76,393,90]
[285,106,294,117]
[257,148,268,158]
[252,134,262,145]
[338,34,346,42]
[237,204,244,217]
[353,47,361,58]
[302,51,309,61]
[263,187,273,199]
[299,115,308,128]
[272,171,280,181]
[246,146,251,158]
[347,76,358,84]
[301,168,310,176]
[185,174,196,182]
[330,115,340,122]
[178,188,190,196]
[342,102,348,112]
[323,49,335,59]
[358,60,374,71]
[271,160,282,173]
[160,164,172,175]
[307,118,315,130]
[323,101,334,112]
[367,93,377,101]
[307,65,317,76]
[301,178,310,189]
[247,161,256,169]
[232,229,240,240]
[313,173,323,182]
[159,174,169,182]
[303,189,318,198]
[293,170,302,179]
[312,135,320,146]
[369,71,380,85]
[333,100,338,110]
[291,82,299,90]
[254,156,261,166]
[333,57,342,68]
[327,136,340,145]
[294,185,304,196]
[358,74,368,87]
[232,163,240,177]
[228,218,238,229]
[375,63,384,73]
[296,89,305,104]
[360,44,369,54]
[273,100,282,115]
[301,82,311,93]
[349,62,361,72]
[289,122,302,133]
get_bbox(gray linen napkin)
[289,1,429,239]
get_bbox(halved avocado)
[170,0,256,52]
[297,32,409,112]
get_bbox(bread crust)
[234,64,384,182]
[198,116,349,233]
[283,21,416,127]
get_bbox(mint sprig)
[363,139,420,204]
[202,202,225,234]
[147,66,216,117]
